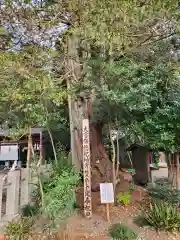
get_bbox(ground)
[0,179,179,240]
[28,180,180,240]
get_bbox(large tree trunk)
[167,153,173,184]
[66,35,83,171]
[176,153,180,190]
[68,97,112,191]
[90,123,112,191]
[167,153,180,189]
[66,35,112,190]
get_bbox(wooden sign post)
[100,183,114,222]
[82,119,92,219]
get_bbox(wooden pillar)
[27,128,32,167]
[82,118,92,219]
[40,131,44,165]
[0,174,5,220]
[6,170,20,218]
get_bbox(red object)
[0,237,8,240]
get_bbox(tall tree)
[0,47,66,164]
[0,0,179,189]
[60,0,179,189]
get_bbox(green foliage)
[141,200,180,231]
[128,185,136,192]
[89,52,180,151]
[0,26,8,36]
[31,152,74,210]
[52,148,73,175]
[117,192,131,206]
[153,152,160,164]
[109,223,137,240]
[21,204,39,217]
[1,0,179,157]
[2,0,179,52]
[5,217,33,240]
[31,153,80,227]
[128,169,135,176]
[42,169,79,225]
[148,180,180,206]
[0,50,67,139]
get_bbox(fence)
[0,164,51,223]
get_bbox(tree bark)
[109,125,119,192]
[67,80,82,171]
[167,153,173,184]
[47,127,57,164]
[90,123,112,191]
[66,35,112,190]
[66,35,82,171]
[176,153,180,190]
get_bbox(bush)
[117,192,131,206]
[109,223,137,240]
[148,179,180,206]
[21,204,39,217]
[140,200,180,232]
[32,153,77,207]
[5,217,33,240]
[52,152,73,176]
[128,184,136,192]
[42,170,79,224]
[30,153,80,229]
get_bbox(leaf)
[0,26,9,36]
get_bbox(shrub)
[117,192,131,206]
[5,217,33,240]
[42,169,80,226]
[52,153,73,176]
[128,184,136,192]
[109,223,137,240]
[148,179,180,206]
[31,153,80,229]
[21,204,39,217]
[32,153,78,207]
[141,200,180,232]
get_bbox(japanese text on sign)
[82,119,92,218]
[100,183,114,204]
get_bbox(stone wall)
[0,164,51,223]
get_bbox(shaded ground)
[3,180,180,240]
[64,181,180,240]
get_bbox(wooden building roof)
[126,143,149,151]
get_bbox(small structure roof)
[0,127,44,137]
[126,143,149,151]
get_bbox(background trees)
[0,0,180,189]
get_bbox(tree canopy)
[0,0,180,168]
[0,47,66,138]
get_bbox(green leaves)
[109,223,137,240]
[0,26,8,36]
[148,181,180,206]
[141,200,180,231]
[88,48,180,151]
[117,192,132,206]
[0,49,67,138]
[43,169,80,224]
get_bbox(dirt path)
[66,184,180,240]
[21,182,180,239]
[65,204,180,240]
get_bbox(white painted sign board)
[100,183,114,204]
[0,144,18,161]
